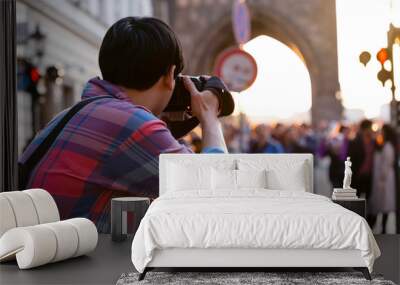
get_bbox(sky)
[236,0,399,123]
[237,35,312,124]
[336,0,398,120]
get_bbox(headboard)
[159,154,314,195]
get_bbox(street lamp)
[29,24,46,63]
[23,24,45,135]
[359,5,400,134]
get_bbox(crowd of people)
[16,16,397,235]
[185,118,399,233]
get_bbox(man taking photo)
[19,17,227,233]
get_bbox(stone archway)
[168,0,343,124]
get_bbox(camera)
[162,75,235,138]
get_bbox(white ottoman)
[0,189,98,269]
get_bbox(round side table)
[111,197,150,242]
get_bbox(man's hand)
[183,76,227,153]
[183,77,219,124]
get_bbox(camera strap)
[166,117,200,139]
[18,95,112,189]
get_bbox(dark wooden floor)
[0,235,133,285]
[0,234,398,285]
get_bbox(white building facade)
[16,0,153,154]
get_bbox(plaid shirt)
[20,77,222,233]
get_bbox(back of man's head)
[99,17,184,90]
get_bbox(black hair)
[360,119,372,131]
[99,17,184,90]
[339,125,348,133]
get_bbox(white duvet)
[131,190,380,273]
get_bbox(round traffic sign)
[214,47,257,92]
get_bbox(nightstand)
[332,198,366,218]
[111,197,150,242]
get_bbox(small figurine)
[343,157,353,189]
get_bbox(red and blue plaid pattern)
[19,77,198,233]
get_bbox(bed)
[131,154,380,280]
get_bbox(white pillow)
[212,168,237,190]
[167,163,211,191]
[236,169,267,189]
[211,169,268,190]
[237,159,308,191]
[265,166,306,191]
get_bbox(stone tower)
[154,0,343,124]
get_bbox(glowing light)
[236,35,312,123]
[377,48,389,65]
[30,68,40,82]
[384,79,393,89]
[383,60,392,71]
[372,122,379,131]
[393,39,400,100]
